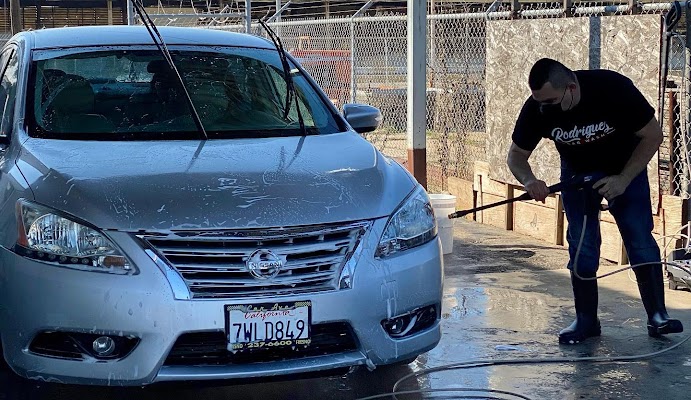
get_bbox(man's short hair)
[528,58,576,90]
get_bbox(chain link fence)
[665,32,690,198]
[136,0,689,194]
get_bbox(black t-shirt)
[511,70,655,174]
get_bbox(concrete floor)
[2,218,691,399]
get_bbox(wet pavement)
[2,218,691,399]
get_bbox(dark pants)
[561,170,659,276]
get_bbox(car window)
[28,47,344,140]
[0,49,18,138]
[265,65,315,126]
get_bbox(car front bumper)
[0,219,443,386]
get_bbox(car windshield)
[27,46,344,140]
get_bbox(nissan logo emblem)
[246,249,284,280]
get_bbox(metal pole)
[127,0,135,25]
[511,0,520,18]
[385,24,389,85]
[685,2,691,200]
[245,0,252,34]
[669,90,679,195]
[266,0,290,39]
[407,0,427,188]
[267,11,514,27]
[430,0,435,87]
[573,5,631,15]
[350,21,356,103]
[137,12,245,19]
[349,1,374,104]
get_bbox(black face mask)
[539,102,563,115]
[539,88,569,115]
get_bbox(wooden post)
[477,175,484,224]
[35,0,41,29]
[505,184,514,231]
[620,244,629,265]
[661,208,668,260]
[10,0,22,35]
[555,194,564,246]
[107,0,113,25]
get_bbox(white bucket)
[428,194,456,254]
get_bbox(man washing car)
[507,57,683,344]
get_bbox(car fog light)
[93,336,116,356]
[383,314,416,337]
[382,304,440,338]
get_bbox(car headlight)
[376,187,437,257]
[14,200,135,274]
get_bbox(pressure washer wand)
[447,173,605,219]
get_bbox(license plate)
[225,301,312,351]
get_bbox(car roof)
[21,25,275,50]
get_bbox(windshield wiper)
[132,0,208,141]
[258,18,307,136]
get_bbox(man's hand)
[507,143,548,202]
[593,174,632,201]
[525,179,549,203]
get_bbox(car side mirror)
[342,103,382,134]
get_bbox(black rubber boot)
[559,272,601,344]
[634,264,683,337]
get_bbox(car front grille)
[139,222,369,299]
[163,322,358,366]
